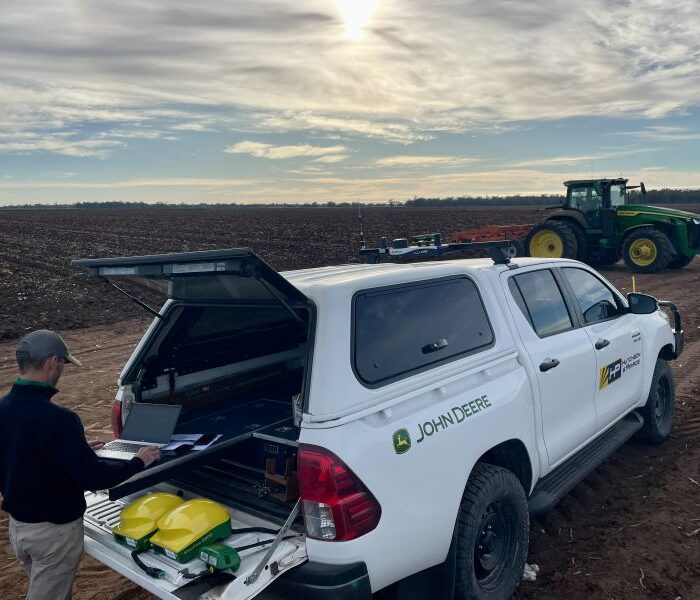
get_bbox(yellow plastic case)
[149,498,232,563]
[113,492,185,550]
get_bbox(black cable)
[131,550,165,579]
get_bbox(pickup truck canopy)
[72,248,308,305]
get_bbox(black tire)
[668,255,693,269]
[455,463,529,600]
[622,228,673,273]
[526,221,578,259]
[560,220,590,262]
[637,359,675,444]
[504,239,525,258]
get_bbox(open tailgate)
[84,487,307,600]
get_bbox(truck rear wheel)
[455,463,529,600]
[622,229,673,273]
[637,359,675,444]
[526,221,577,259]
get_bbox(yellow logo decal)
[599,359,622,390]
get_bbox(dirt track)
[0,207,699,598]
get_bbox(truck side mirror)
[627,292,657,314]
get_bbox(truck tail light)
[110,400,123,438]
[298,444,381,541]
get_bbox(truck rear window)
[353,277,494,386]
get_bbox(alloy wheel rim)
[530,231,564,258]
[629,238,658,266]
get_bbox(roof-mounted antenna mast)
[358,198,366,249]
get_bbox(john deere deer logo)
[393,429,412,454]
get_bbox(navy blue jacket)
[0,380,144,523]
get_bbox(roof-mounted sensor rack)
[359,233,519,266]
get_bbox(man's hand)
[136,446,162,468]
[88,440,105,451]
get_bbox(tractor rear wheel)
[526,221,577,259]
[622,229,673,273]
[668,255,694,269]
[563,221,590,262]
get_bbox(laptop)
[97,403,182,460]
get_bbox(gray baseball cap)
[16,330,82,367]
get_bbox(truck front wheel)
[637,358,675,444]
[455,463,529,600]
[622,229,673,273]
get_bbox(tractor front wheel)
[526,221,578,259]
[622,229,673,273]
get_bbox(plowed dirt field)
[1,207,699,599]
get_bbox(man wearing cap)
[0,329,162,600]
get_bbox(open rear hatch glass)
[72,247,307,304]
[73,247,311,500]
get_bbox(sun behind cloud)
[337,0,378,39]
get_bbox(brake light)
[298,444,381,541]
[111,400,123,438]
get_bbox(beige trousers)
[9,516,84,600]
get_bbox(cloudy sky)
[1,0,700,205]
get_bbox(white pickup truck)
[73,248,683,600]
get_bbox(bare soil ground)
[0,206,541,340]
[1,207,699,599]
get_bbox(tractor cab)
[562,178,638,233]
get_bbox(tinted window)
[610,184,625,207]
[569,185,601,212]
[512,270,572,336]
[354,278,494,385]
[562,268,619,324]
[508,278,532,329]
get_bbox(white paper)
[169,434,203,442]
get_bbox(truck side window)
[511,270,573,337]
[353,277,494,385]
[562,268,620,324]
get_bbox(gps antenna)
[358,199,366,249]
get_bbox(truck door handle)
[595,339,610,350]
[539,358,560,372]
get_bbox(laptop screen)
[121,403,182,444]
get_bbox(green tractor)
[526,178,700,272]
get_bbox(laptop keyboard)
[102,441,146,453]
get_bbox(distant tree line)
[404,189,700,207]
[1,188,699,209]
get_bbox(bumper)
[658,300,684,358]
[263,561,372,600]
